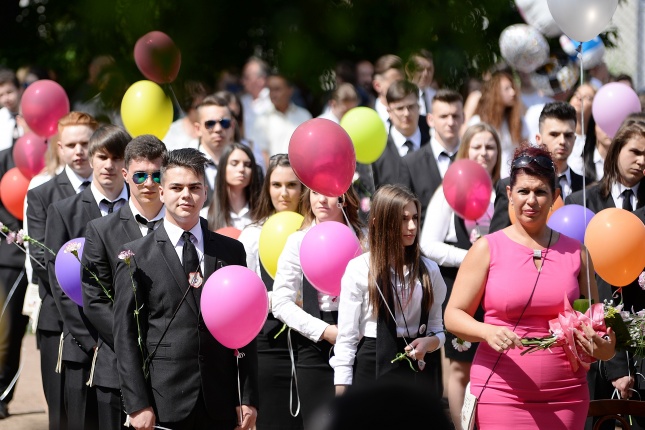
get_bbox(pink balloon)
[443,159,492,221]
[13,132,47,179]
[134,31,182,84]
[201,265,268,349]
[300,221,362,296]
[289,118,356,197]
[21,80,70,138]
[592,83,641,138]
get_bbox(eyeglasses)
[511,155,555,171]
[132,171,161,184]
[204,118,232,130]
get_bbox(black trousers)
[96,385,127,430]
[158,390,236,430]
[64,361,98,430]
[37,329,67,430]
[0,266,28,403]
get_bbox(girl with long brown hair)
[331,184,446,395]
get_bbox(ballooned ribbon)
[235,349,246,426]
[286,328,301,417]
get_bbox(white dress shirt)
[390,127,421,157]
[558,167,573,199]
[330,253,446,386]
[129,200,165,236]
[163,218,205,274]
[251,103,312,156]
[90,182,128,216]
[611,182,640,210]
[238,221,275,310]
[429,137,457,178]
[0,107,22,152]
[65,165,92,193]
[241,88,273,145]
[317,109,341,124]
[420,185,494,267]
[271,226,341,342]
[593,147,604,181]
[229,204,252,231]
[374,98,390,130]
[568,134,586,177]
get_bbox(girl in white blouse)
[271,186,364,427]
[331,185,446,396]
[237,153,304,430]
[419,122,501,426]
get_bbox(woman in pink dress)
[445,144,616,429]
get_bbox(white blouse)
[420,185,494,267]
[271,226,342,342]
[330,253,446,386]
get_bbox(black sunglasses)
[511,155,555,171]
[204,118,232,130]
[132,171,161,184]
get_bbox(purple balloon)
[547,205,595,243]
[592,83,641,138]
[54,237,85,307]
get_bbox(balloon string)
[167,84,184,118]
[576,42,593,309]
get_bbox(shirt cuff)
[333,365,353,386]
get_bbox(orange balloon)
[216,227,242,240]
[584,208,645,287]
[0,167,29,220]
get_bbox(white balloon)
[515,0,561,38]
[499,24,550,73]
[547,0,618,42]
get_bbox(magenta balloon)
[201,265,268,349]
[443,159,493,221]
[300,221,362,296]
[21,80,70,138]
[13,132,47,179]
[54,238,85,307]
[289,118,356,197]
[134,31,182,84]
[592,83,641,138]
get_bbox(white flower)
[16,229,26,245]
[64,242,82,255]
[5,232,16,244]
[118,250,135,265]
[639,271,645,290]
[452,337,472,352]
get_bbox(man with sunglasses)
[80,135,166,430]
[490,101,583,232]
[44,125,130,430]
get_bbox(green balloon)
[340,107,387,164]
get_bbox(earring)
[337,201,343,209]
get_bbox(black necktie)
[102,198,124,214]
[622,189,634,212]
[403,140,414,154]
[80,181,91,192]
[135,215,157,235]
[440,151,456,162]
[182,231,200,279]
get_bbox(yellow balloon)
[121,80,173,139]
[259,211,304,279]
[340,107,388,164]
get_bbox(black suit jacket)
[0,149,24,270]
[371,135,412,191]
[27,170,76,332]
[489,170,585,233]
[402,140,442,221]
[81,203,144,389]
[113,218,258,423]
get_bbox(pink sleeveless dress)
[470,230,589,429]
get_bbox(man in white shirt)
[251,73,312,158]
[317,83,359,124]
[372,55,405,128]
[240,57,272,146]
[0,69,23,151]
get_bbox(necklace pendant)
[189,272,203,288]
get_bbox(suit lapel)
[570,171,584,193]
[119,205,144,242]
[423,144,442,191]
[81,187,102,220]
[155,225,199,316]
[57,171,76,195]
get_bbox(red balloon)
[134,31,181,84]
[21,80,70,138]
[443,160,492,221]
[0,167,30,220]
[216,227,242,240]
[289,118,356,197]
[13,132,47,180]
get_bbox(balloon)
[547,204,595,243]
[531,56,579,97]
[559,35,606,69]
[340,107,387,164]
[443,160,492,221]
[585,208,645,287]
[20,80,70,138]
[259,211,304,279]
[134,31,181,84]
[13,132,47,179]
[121,80,173,139]
[216,227,241,240]
[592,83,641,138]
[201,265,268,349]
[54,238,86,307]
[515,0,561,38]
[547,0,618,42]
[0,167,29,220]
[289,118,356,197]
[300,221,362,296]
[499,24,550,73]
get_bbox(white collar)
[164,217,202,247]
[89,181,128,206]
[391,127,421,150]
[611,181,640,201]
[429,136,458,159]
[128,199,165,222]
[64,165,92,192]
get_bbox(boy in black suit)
[113,148,258,430]
[81,135,167,429]
[45,125,130,430]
